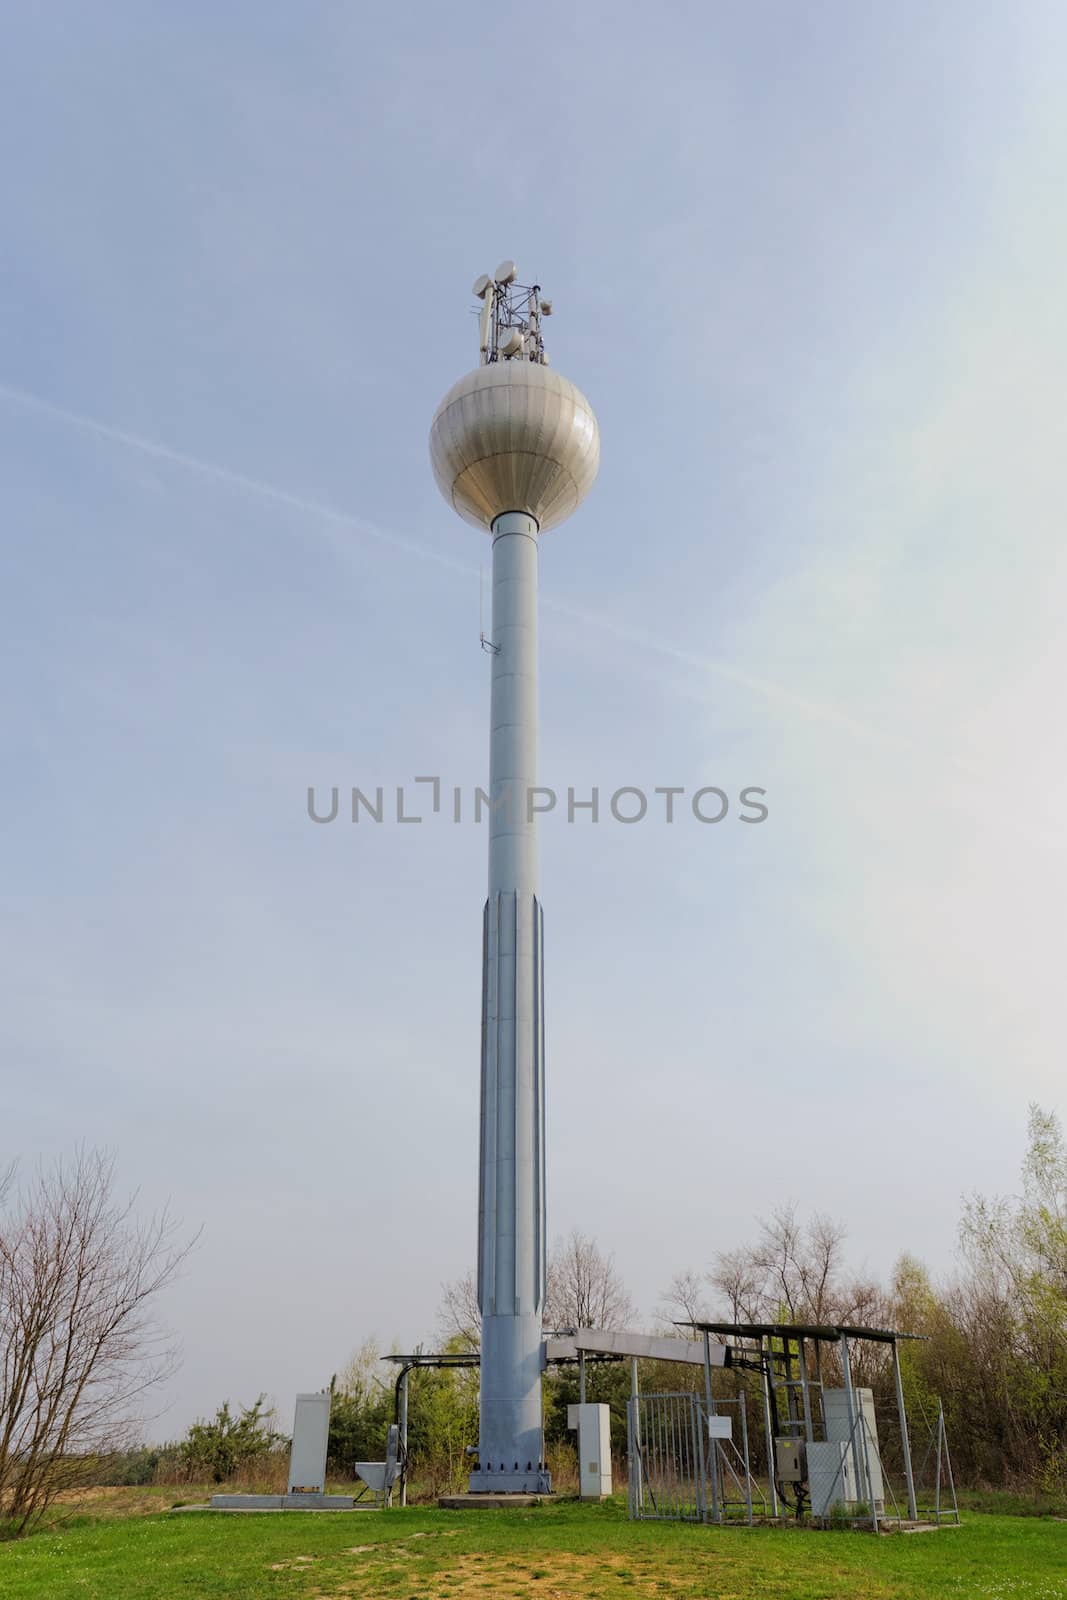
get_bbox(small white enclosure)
[288,1391,331,1495]
[822,1388,884,1509]
[807,1440,860,1516]
[567,1402,612,1500]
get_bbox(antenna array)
[472,260,552,367]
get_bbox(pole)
[840,1335,878,1531]
[760,1338,779,1517]
[630,1358,641,1513]
[798,1337,814,1445]
[703,1331,720,1524]
[891,1338,917,1521]
[739,1389,753,1525]
[579,1351,586,1404]
[942,1403,959,1522]
[399,1369,409,1507]
[473,511,547,1494]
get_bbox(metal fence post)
[891,1337,917,1521]
[739,1388,753,1524]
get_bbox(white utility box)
[288,1391,331,1495]
[807,1439,860,1516]
[566,1402,612,1500]
[821,1388,883,1509]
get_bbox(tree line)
[2,1104,1063,1528]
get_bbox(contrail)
[0,378,893,746]
[0,379,474,581]
[540,594,903,749]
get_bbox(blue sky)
[2,2,1065,1435]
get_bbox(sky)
[2,2,1065,1439]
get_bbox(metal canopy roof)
[676,1321,920,1344]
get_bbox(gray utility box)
[821,1388,883,1510]
[288,1392,332,1496]
[775,1437,806,1483]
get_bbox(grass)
[0,1488,1064,1599]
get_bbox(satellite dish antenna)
[499,327,524,357]
[494,260,517,285]
[472,273,492,300]
[539,298,553,316]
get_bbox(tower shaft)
[471,510,548,1494]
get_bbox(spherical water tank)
[429,360,600,532]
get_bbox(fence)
[627,1392,763,1524]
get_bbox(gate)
[627,1392,707,1522]
[627,1391,763,1524]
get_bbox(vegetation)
[0,1151,193,1534]
[0,1493,1064,1600]
[658,1104,1067,1500]
[3,1108,1064,1540]
[177,1397,283,1484]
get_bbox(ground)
[0,1489,1064,1599]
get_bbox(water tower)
[429,263,599,1492]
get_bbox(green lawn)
[0,1494,1064,1599]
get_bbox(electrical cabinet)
[807,1440,860,1516]
[288,1392,331,1496]
[821,1388,883,1509]
[775,1438,806,1483]
[566,1403,612,1500]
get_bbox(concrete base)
[208,1493,355,1511]
[439,1493,545,1510]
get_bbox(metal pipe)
[798,1337,814,1446]
[760,1339,779,1517]
[630,1360,642,1512]
[942,1402,958,1522]
[840,1335,877,1531]
[703,1332,720,1525]
[891,1337,917,1521]
[399,1369,409,1507]
[739,1389,753,1524]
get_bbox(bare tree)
[0,1150,194,1533]
[702,1204,850,1326]
[708,1246,765,1325]
[658,1268,710,1330]
[439,1230,636,1347]
[544,1230,635,1331]
[437,1269,480,1353]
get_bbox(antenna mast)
[473,260,552,367]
